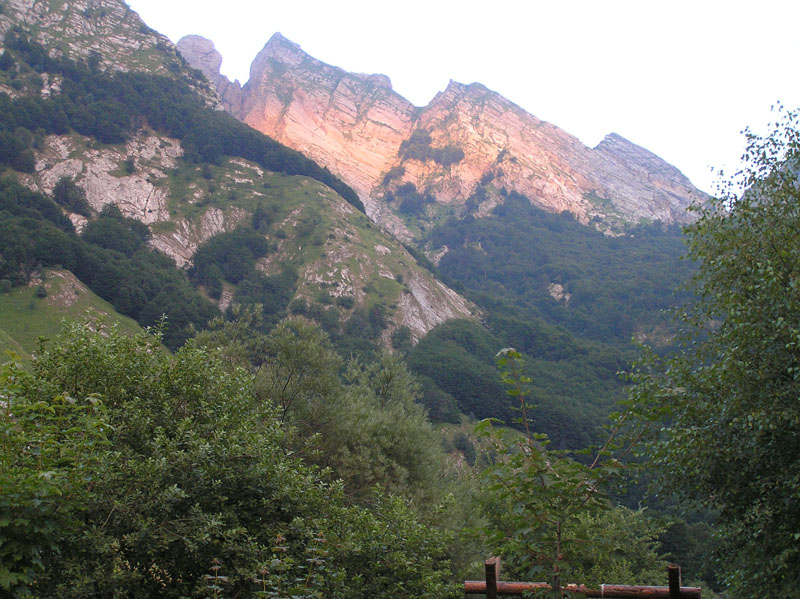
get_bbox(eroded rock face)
[179,33,418,220]
[28,133,179,224]
[176,35,243,114]
[22,131,475,337]
[24,132,246,267]
[396,268,474,342]
[181,32,705,229]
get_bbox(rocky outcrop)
[396,268,474,342]
[176,35,243,114]
[21,129,476,335]
[179,33,418,221]
[181,33,705,229]
[26,133,178,224]
[23,132,245,266]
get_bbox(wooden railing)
[465,558,701,598]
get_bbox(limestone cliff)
[180,33,705,231]
[20,128,475,340]
[176,35,242,113]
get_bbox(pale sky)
[126,0,800,194]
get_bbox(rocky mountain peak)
[255,31,306,67]
[176,35,224,78]
[181,31,706,230]
[177,34,242,113]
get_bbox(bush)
[336,295,355,309]
[52,177,92,217]
[3,323,459,598]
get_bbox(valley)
[0,1,733,597]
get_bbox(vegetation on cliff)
[0,29,364,213]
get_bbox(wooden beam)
[464,581,701,598]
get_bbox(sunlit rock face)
[180,33,705,232]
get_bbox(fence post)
[668,564,682,599]
[485,557,500,599]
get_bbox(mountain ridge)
[178,32,706,235]
[0,1,476,348]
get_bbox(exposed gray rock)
[177,35,243,114]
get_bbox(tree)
[0,358,109,597]
[478,349,652,596]
[52,177,91,217]
[5,321,459,599]
[255,317,343,424]
[628,107,800,597]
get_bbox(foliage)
[52,176,91,217]
[2,322,460,598]
[381,165,405,185]
[0,357,109,597]
[406,319,614,447]
[189,226,270,286]
[0,180,217,349]
[478,349,652,596]
[394,181,433,215]
[81,204,151,257]
[429,191,692,347]
[398,130,464,167]
[627,107,800,597]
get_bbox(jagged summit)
[178,32,706,231]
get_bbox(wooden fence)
[465,558,701,598]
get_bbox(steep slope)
[18,128,474,341]
[0,267,143,357]
[0,0,219,103]
[0,5,475,346]
[179,33,705,235]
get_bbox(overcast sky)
[126,0,800,194]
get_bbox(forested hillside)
[400,190,694,447]
[0,25,473,356]
[0,18,697,447]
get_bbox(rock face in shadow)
[179,33,706,232]
[176,35,243,114]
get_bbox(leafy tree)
[81,205,150,257]
[10,149,35,173]
[628,108,800,597]
[255,317,343,424]
[478,349,649,596]
[5,322,459,598]
[0,50,14,72]
[52,177,92,217]
[0,357,109,597]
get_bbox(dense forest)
[398,191,694,448]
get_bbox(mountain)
[0,0,219,103]
[0,0,475,353]
[177,30,707,444]
[1,1,695,444]
[179,33,705,238]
